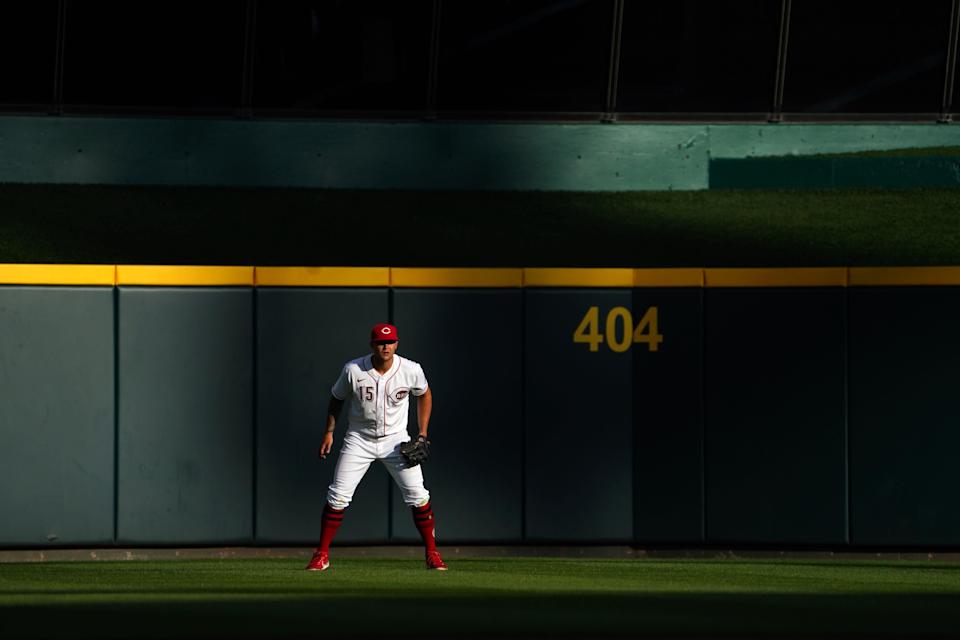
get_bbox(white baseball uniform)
[326,353,431,510]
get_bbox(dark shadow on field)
[2,593,959,639]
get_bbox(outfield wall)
[2,266,960,548]
[1,116,960,190]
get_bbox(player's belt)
[352,429,392,440]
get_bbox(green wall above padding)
[2,115,958,190]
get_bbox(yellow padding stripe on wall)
[706,268,849,288]
[632,268,704,287]
[525,268,634,287]
[5,265,960,287]
[117,266,254,286]
[391,268,523,287]
[257,267,390,287]
[849,266,960,286]
[525,268,704,287]
[0,264,116,285]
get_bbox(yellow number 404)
[573,306,663,353]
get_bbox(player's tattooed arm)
[416,388,432,439]
[319,396,344,459]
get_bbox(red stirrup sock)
[318,503,345,553]
[412,502,438,553]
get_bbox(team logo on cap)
[381,327,392,335]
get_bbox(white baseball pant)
[326,430,430,510]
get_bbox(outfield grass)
[2,557,960,638]
[1,185,959,267]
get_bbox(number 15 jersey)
[330,354,429,439]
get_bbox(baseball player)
[306,322,447,571]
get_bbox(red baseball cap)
[370,323,399,343]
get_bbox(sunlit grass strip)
[1,557,960,638]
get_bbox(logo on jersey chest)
[355,382,410,405]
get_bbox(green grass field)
[3,557,960,638]
[2,185,959,267]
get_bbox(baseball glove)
[400,435,430,467]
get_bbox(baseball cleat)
[426,550,448,571]
[305,550,330,571]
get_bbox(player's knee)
[326,488,352,511]
[402,489,430,508]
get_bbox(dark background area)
[616,0,782,114]
[0,0,957,119]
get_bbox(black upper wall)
[2,0,957,119]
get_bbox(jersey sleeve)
[410,362,429,396]
[330,365,352,400]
